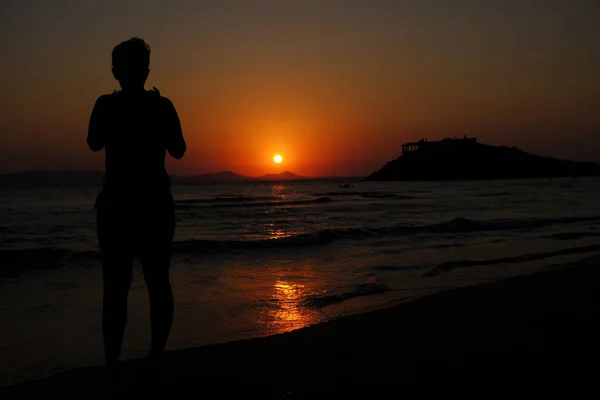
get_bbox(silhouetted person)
[87,37,186,376]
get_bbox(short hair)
[111,37,151,69]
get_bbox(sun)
[274,154,283,164]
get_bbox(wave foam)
[5,215,600,274]
[423,244,600,277]
[171,215,600,254]
[302,280,391,308]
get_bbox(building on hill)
[367,136,600,181]
[401,136,478,156]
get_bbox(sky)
[1,0,599,177]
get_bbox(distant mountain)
[256,171,308,181]
[0,170,313,186]
[365,137,600,181]
[174,171,252,184]
[0,170,104,186]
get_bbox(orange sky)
[1,1,599,177]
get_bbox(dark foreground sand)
[2,258,599,398]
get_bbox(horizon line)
[0,169,363,180]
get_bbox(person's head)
[111,37,150,90]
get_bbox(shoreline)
[3,257,599,397]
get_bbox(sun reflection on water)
[271,184,287,200]
[268,279,321,334]
[270,229,289,238]
[262,220,303,239]
[266,225,298,239]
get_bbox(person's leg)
[141,251,174,360]
[139,201,175,360]
[97,207,134,369]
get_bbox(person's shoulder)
[99,90,120,100]
[96,90,118,104]
[94,91,119,107]
[148,88,173,105]
[147,88,178,114]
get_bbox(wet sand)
[2,257,598,398]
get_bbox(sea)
[2,177,600,384]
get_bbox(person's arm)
[163,98,186,159]
[87,95,109,152]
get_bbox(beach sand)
[2,257,598,398]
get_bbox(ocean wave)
[178,196,279,204]
[423,244,600,277]
[177,196,332,209]
[0,248,98,278]
[418,215,600,234]
[302,280,391,308]
[171,215,600,254]
[313,191,414,200]
[0,226,19,235]
[371,265,423,272]
[5,215,600,274]
[172,230,338,253]
[340,215,600,237]
[361,193,414,199]
[541,232,600,241]
[474,192,511,197]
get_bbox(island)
[365,136,600,181]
